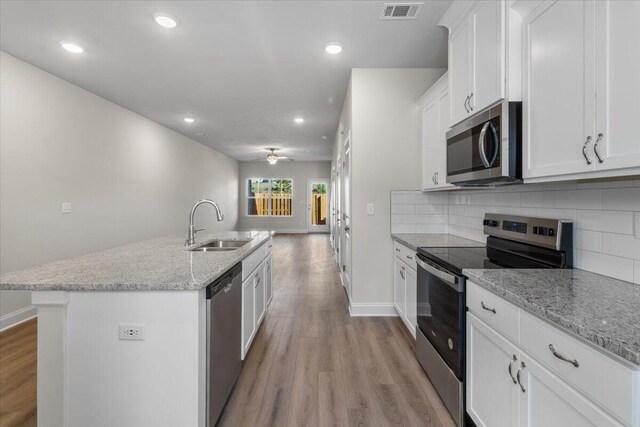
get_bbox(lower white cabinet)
[466,281,639,427]
[392,241,417,338]
[241,242,273,360]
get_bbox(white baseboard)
[349,303,398,317]
[0,305,37,332]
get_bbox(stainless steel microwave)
[446,101,522,186]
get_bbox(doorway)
[307,178,330,233]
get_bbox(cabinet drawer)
[520,311,639,427]
[466,281,519,343]
[393,241,417,269]
[242,244,266,281]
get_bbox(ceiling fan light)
[267,154,278,165]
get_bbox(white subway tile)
[392,224,416,234]
[493,192,522,207]
[448,204,467,216]
[576,210,633,234]
[577,180,634,189]
[415,204,446,215]
[391,193,403,204]
[391,204,415,214]
[521,192,555,208]
[575,250,635,282]
[427,214,448,224]
[422,193,447,205]
[602,188,640,211]
[554,189,602,210]
[576,230,602,252]
[536,208,577,222]
[415,224,446,233]
[403,215,430,224]
[391,214,403,225]
[447,225,486,243]
[601,233,640,260]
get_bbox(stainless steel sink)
[189,239,251,252]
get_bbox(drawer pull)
[507,354,518,384]
[481,301,496,314]
[548,344,579,367]
[406,255,413,260]
[516,362,526,393]
[395,248,401,252]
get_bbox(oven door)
[416,254,465,379]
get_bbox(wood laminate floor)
[0,234,455,427]
[218,234,455,427]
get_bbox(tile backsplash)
[391,179,640,284]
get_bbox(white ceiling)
[0,0,450,161]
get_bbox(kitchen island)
[0,230,274,427]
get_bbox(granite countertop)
[464,268,640,366]
[392,233,483,251]
[0,231,274,292]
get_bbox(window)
[247,178,293,216]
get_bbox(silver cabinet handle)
[432,173,436,185]
[516,362,526,393]
[582,136,593,165]
[464,95,470,113]
[395,248,401,252]
[400,266,405,280]
[435,172,439,185]
[508,355,518,384]
[593,132,604,163]
[406,255,413,260]
[469,93,474,111]
[481,301,496,314]
[548,344,579,367]
[254,274,261,288]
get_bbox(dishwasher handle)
[206,263,242,299]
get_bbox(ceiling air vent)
[380,2,424,20]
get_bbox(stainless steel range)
[415,214,573,426]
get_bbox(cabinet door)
[594,0,640,171]
[436,87,454,189]
[403,266,417,339]
[241,276,255,359]
[467,313,520,427]
[265,255,273,306]
[523,0,596,179]
[450,18,472,125]
[470,0,504,112]
[518,354,623,427]
[421,101,439,191]
[393,257,406,317]
[254,266,265,327]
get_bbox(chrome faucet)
[186,199,224,246]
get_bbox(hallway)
[218,234,455,427]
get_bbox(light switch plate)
[367,203,375,216]
[61,202,72,214]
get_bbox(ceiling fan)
[251,148,294,165]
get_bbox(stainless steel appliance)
[415,214,573,426]
[446,101,522,186]
[207,263,242,426]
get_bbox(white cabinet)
[445,0,505,126]
[241,241,273,360]
[466,281,640,427]
[420,73,455,191]
[522,0,640,182]
[392,241,417,338]
[518,353,623,427]
[467,313,520,427]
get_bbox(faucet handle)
[194,228,206,234]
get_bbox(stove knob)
[532,226,540,234]
[546,228,555,236]
[483,219,498,227]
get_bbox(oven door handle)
[416,256,463,292]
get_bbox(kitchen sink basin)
[189,239,251,252]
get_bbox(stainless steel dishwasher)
[207,263,242,426]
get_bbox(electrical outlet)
[119,324,145,341]
[367,203,375,216]
[61,202,72,214]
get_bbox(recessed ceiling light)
[294,117,304,124]
[154,12,179,29]
[325,42,343,55]
[184,117,195,123]
[59,41,84,54]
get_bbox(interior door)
[594,0,640,171]
[341,136,351,296]
[523,0,596,179]
[307,179,330,233]
[518,354,622,427]
[335,156,341,265]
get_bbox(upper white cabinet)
[419,73,455,191]
[443,0,505,126]
[521,0,640,182]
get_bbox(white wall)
[0,52,239,325]
[236,161,331,232]
[334,68,446,309]
[391,179,640,284]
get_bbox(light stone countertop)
[0,231,274,292]
[464,268,640,366]
[391,233,483,251]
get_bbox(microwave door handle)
[478,121,492,168]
